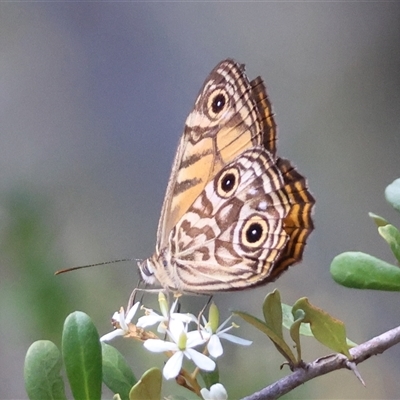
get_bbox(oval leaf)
[378,224,400,263]
[129,368,162,400]
[385,178,400,212]
[62,312,102,400]
[292,298,351,358]
[262,289,283,339]
[331,251,400,291]
[24,340,66,400]
[234,311,296,365]
[102,343,137,400]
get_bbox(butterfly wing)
[156,59,276,251]
[166,147,311,293]
[139,59,315,293]
[270,157,315,279]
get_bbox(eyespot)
[241,215,269,248]
[211,93,226,113]
[216,167,240,198]
[205,88,229,119]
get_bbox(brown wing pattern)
[156,59,277,250]
[165,150,314,293]
[270,158,315,279]
[166,148,290,292]
[140,59,315,293]
[250,76,277,157]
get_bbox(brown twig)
[241,325,400,400]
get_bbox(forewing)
[156,59,277,250]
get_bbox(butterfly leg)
[126,283,168,311]
[197,295,213,337]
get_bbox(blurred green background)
[1,3,400,399]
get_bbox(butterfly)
[138,59,314,294]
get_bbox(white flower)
[137,293,196,333]
[143,319,215,379]
[200,383,228,400]
[100,302,140,342]
[201,303,252,358]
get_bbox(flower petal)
[111,311,120,322]
[125,302,140,323]
[167,319,185,343]
[137,314,163,328]
[186,330,208,348]
[208,383,228,400]
[156,321,168,334]
[144,339,178,353]
[219,332,252,346]
[200,387,212,400]
[163,351,184,379]
[171,312,198,324]
[100,329,124,342]
[169,298,179,314]
[207,334,223,358]
[118,309,128,331]
[185,348,215,371]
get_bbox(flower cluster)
[100,293,252,397]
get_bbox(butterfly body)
[139,59,314,294]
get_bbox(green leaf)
[282,303,357,348]
[200,365,220,390]
[331,251,400,291]
[262,289,283,339]
[234,311,296,365]
[289,309,305,362]
[385,178,400,212]
[368,212,389,227]
[102,343,137,400]
[24,340,66,400]
[129,368,162,400]
[282,303,313,337]
[292,298,351,358]
[62,312,102,400]
[379,224,400,263]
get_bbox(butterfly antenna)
[55,258,134,275]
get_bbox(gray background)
[1,3,400,399]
